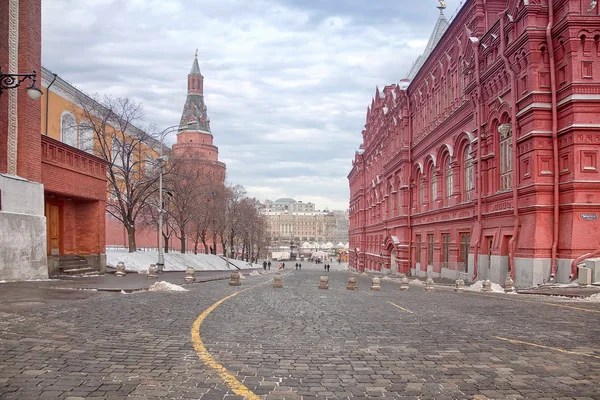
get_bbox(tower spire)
[437,0,446,14]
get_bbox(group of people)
[323,263,331,272]
[262,260,271,270]
[294,263,302,270]
[262,260,304,271]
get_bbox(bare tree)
[75,95,161,252]
[164,160,212,253]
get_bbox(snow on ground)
[148,281,188,292]
[410,279,425,285]
[567,293,600,302]
[250,271,261,276]
[465,280,505,293]
[106,249,254,272]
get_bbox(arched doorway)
[391,248,398,274]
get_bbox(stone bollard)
[482,279,492,292]
[504,277,515,293]
[319,276,329,289]
[273,272,283,288]
[185,266,196,283]
[115,261,126,277]
[148,264,158,279]
[346,275,357,290]
[424,277,435,291]
[229,272,241,286]
[400,276,410,291]
[371,277,381,291]
[454,279,465,292]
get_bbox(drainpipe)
[471,39,484,281]
[546,0,561,280]
[500,12,520,281]
[44,73,58,135]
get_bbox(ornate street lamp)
[0,69,43,100]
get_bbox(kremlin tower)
[172,51,226,183]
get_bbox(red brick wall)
[17,0,42,181]
[0,0,42,180]
[0,2,10,174]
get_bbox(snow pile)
[107,249,253,272]
[410,279,425,286]
[250,271,261,276]
[381,276,390,280]
[465,280,505,293]
[148,281,188,292]
[575,293,600,302]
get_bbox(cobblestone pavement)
[1,263,599,399]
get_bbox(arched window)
[499,124,513,191]
[419,174,425,207]
[79,122,94,154]
[60,112,77,147]
[430,165,437,205]
[388,185,393,218]
[464,145,474,200]
[445,156,453,203]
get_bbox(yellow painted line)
[494,336,600,360]
[387,301,414,314]
[465,291,600,313]
[190,274,281,400]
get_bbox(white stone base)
[0,174,48,281]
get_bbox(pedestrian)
[299,263,302,270]
[338,259,341,265]
[327,263,330,272]
[263,260,267,271]
[295,263,298,270]
[282,262,285,269]
[324,263,327,270]
[267,260,271,270]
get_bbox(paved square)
[1,264,599,399]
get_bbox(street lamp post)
[156,122,193,272]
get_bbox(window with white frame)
[464,145,474,200]
[499,124,513,191]
[445,156,453,202]
[79,122,94,154]
[112,138,123,168]
[60,112,77,148]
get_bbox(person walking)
[267,260,271,270]
[326,263,330,272]
[299,263,302,270]
[282,262,286,269]
[263,261,267,271]
[295,263,298,270]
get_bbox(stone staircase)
[58,255,97,276]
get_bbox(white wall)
[0,175,48,280]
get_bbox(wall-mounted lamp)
[0,68,43,100]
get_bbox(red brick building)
[348,0,600,288]
[1,0,107,280]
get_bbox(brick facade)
[348,0,600,288]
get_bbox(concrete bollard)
[273,272,283,288]
[424,277,435,291]
[185,266,196,283]
[319,276,329,289]
[454,279,465,292]
[400,276,410,291]
[579,267,592,286]
[482,279,492,292]
[371,277,381,291]
[148,264,158,279]
[229,272,241,286]
[504,277,515,293]
[346,275,357,290]
[115,261,126,277]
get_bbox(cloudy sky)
[42,0,465,211]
